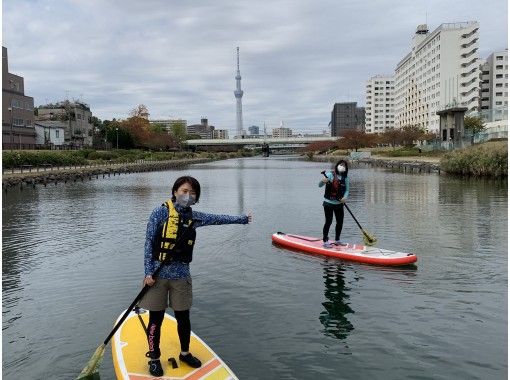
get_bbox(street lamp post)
[116,127,119,149]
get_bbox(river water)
[2,157,508,380]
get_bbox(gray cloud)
[3,0,507,134]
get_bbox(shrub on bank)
[3,151,87,169]
[372,147,441,157]
[440,142,507,177]
[2,148,254,170]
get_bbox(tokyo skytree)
[234,47,245,137]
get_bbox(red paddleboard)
[272,232,417,266]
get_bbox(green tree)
[170,121,187,142]
[464,116,486,135]
[150,123,167,133]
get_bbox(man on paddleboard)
[319,160,350,248]
[138,175,252,377]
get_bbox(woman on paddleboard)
[319,159,350,248]
[139,175,252,377]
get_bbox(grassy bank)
[2,149,254,170]
[440,141,507,177]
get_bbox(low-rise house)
[34,121,66,148]
[36,100,94,147]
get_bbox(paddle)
[77,220,196,380]
[76,263,165,380]
[321,171,377,246]
[343,203,377,246]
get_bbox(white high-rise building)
[479,49,508,121]
[365,75,395,133]
[394,22,480,132]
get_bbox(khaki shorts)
[138,277,192,311]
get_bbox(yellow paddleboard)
[112,308,238,380]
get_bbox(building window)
[496,56,503,60]
[55,130,60,138]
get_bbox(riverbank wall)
[312,155,441,174]
[2,158,212,191]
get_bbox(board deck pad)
[112,308,238,380]
[272,232,417,266]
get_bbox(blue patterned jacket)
[144,202,249,279]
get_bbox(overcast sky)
[2,0,508,135]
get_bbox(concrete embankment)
[312,155,441,174]
[2,158,212,191]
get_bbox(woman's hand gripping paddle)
[321,171,377,246]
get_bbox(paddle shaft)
[321,172,363,231]
[343,203,364,231]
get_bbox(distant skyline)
[2,0,508,135]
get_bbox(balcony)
[461,47,478,59]
[461,86,479,97]
[461,27,479,38]
[460,67,478,77]
[460,77,478,87]
[461,37,479,49]
[461,57,478,68]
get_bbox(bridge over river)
[185,136,338,153]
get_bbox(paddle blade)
[362,230,377,246]
[76,344,105,380]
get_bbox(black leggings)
[147,309,191,358]
[323,203,344,242]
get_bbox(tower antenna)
[234,47,244,138]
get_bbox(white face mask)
[336,165,346,173]
[175,193,196,207]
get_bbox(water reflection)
[319,262,354,340]
[236,159,245,214]
[3,188,41,298]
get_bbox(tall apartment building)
[36,101,94,147]
[330,102,365,136]
[272,127,292,138]
[365,75,395,133]
[186,118,214,139]
[394,22,480,132]
[213,129,229,139]
[2,46,36,149]
[479,49,508,121]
